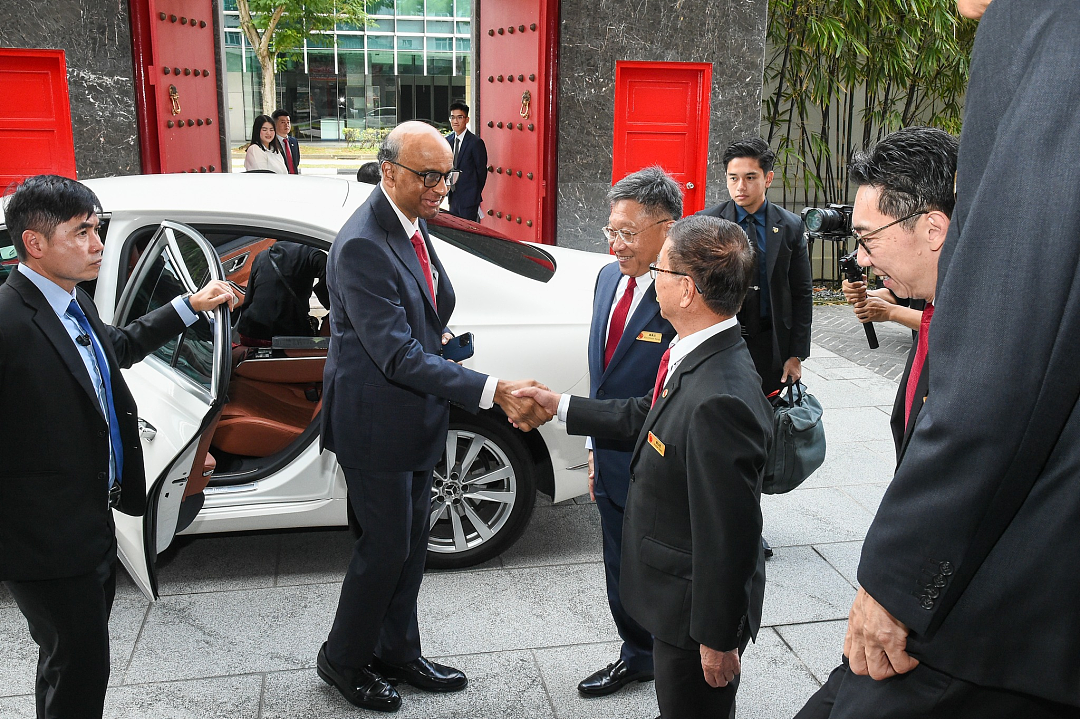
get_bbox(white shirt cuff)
[585,436,593,451]
[557,393,571,423]
[172,295,198,326]
[480,375,498,410]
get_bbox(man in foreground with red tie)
[794,125,959,719]
[515,215,773,718]
[576,167,678,699]
[318,121,550,713]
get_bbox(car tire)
[426,412,536,569]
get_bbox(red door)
[0,49,77,187]
[475,0,559,244]
[612,62,712,215]
[130,0,223,174]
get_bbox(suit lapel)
[897,354,929,463]
[10,272,104,418]
[590,264,621,377]
[764,202,783,280]
[371,190,440,319]
[601,282,662,384]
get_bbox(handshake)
[493,380,563,432]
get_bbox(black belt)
[109,484,122,509]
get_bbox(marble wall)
[0,2,142,179]
[556,0,768,251]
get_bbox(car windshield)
[427,213,556,283]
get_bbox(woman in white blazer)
[244,114,288,173]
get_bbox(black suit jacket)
[321,187,488,472]
[567,326,772,652]
[0,270,187,581]
[858,0,1080,705]
[236,241,328,341]
[446,130,488,219]
[277,135,301,174]
[698,200,813,365]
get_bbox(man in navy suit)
[445,102,487,222]
[577,167,678,697]
[317,121,549,712]
[273,109,301,174]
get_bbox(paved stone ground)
[0,338,901,719]
[811,304,912,382]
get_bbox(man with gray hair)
[576,166,678,697]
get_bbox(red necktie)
[604,276,637,368]
[281,138,294,173]
[410,231,437,308]
[651,348,671,408]
[905,302,934,425]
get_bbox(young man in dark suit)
[445,101,487,222]
[518,215,773,718]
[0,175,237,719]
[698,138,812,395]
[317,121,549,712]
[273,109,301,174]
[802,1,1080,716]
[577,166,678,698]
[793,125,957,719]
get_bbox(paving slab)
[761,487,875,547]
[820,406,894,444]
[498,502,603,569]
[739,628,823,719]
[799,441,895,491]
[775,620,849,685]
[533,640,659,719]
[274,528,356,588]
[839,482,890,516]
[155,532,279,596]
[262,649,553,719]
[760,546,858,626]
[103,674,262,719]
[813,541,863,589]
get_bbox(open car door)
[112,221,230,599]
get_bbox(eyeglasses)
[649,264,702,293]
[388,161,460,188]
[851,210,927,253]
[602,219,669,245]
[449,115,468,121]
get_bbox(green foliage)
[344,127,390,150]
[764,0,977,207]
[239,0,370,56]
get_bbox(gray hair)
[606,166,683,220]
[667,215,755,317]
[376,132,403,165]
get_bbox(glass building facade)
[223,0,472,142]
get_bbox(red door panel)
[0,49,77,187]
[476,0,559,244]
[613,62,712,215]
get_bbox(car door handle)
[139,418,157,441]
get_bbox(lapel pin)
[661,388,668,398]
[772,227,779,233]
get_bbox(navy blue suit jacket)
[277,135,301,174]
[321,187,488,472]
[446,130,488,219]
[588,262,675,506]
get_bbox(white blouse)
[244,144,288,174]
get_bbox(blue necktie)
[66,299,124,485]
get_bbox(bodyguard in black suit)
[804,3,1080,717]
[698,138,812,395]
[317,122,550,713]
[0,175,237,719]
[577,167,679,697]
[235,240,328,344]
[518,216,773,718]
[445,102,487,222]
[273,109,301,174]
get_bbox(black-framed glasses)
[649,263,702,293]
[852,210,928,253]
[389,161,460,188]
[602,219,668,245]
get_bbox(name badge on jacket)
[637,331,663,343]
[647,431,665,456]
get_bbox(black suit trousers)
[4,555,116,719]
[327,467,432,669]
[795,657,1080,719]
[743,322,782,395]
[654,636,739,719]
[595,494,653,672]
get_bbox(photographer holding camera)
[795,124,958,718]
[841,281,923,332]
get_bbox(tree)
[237,0,369,116]
[763,0,977,208]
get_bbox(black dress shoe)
[762,536,774,558]
[371,655,468,693]
[577,659,654,697]
[317,643,401,712]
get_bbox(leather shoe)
[317,643,401,712]
[762,536,774,559]
[371,655,468,692]
[577,659,653,697]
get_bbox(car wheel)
[426,413,536,569]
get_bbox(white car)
[0,173,609,599]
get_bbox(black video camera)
[801,203,853,240]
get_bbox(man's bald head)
[377,121,454,222]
